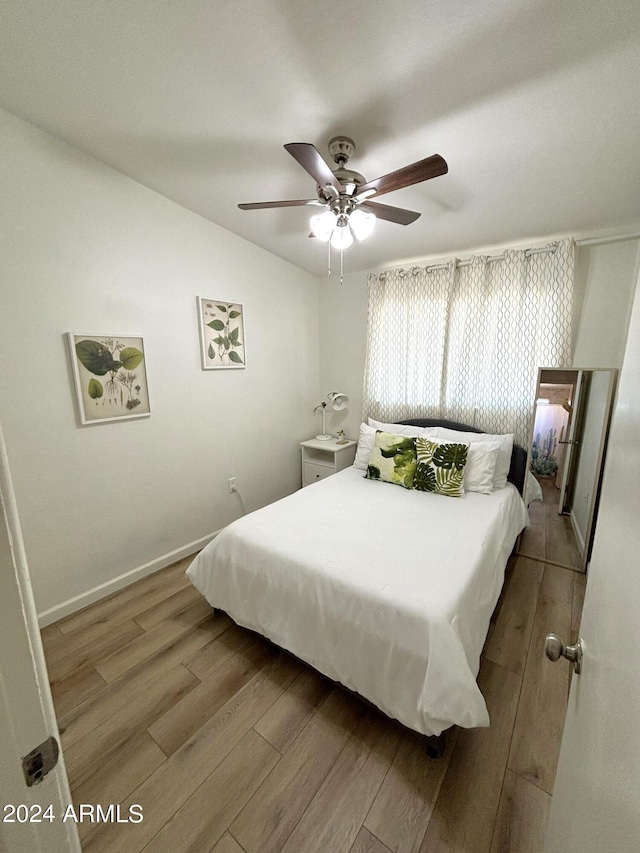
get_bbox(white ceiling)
[2,0,640,277]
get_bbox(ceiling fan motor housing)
[328,135,356,165]
[313,136,365,203]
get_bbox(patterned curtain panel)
[362,239,575,446]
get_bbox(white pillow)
[368,418,437,439]
[353,422,376,470]
[432,427,514,490]
[464,441,500,495]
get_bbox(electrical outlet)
[228,477,237,493]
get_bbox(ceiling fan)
[238,136,448,250]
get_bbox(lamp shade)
[309,210,335,242]
[327,391,349,411]
[349,208,376,241]
[330,224,353,250]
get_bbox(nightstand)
[300,437,357,487]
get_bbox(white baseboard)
[570,512,586,554]
[37,530,220,627]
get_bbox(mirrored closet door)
[518,367,617,572]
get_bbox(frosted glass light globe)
[330,223,354,250]
[309,209,336,242]
[349,208,376,241]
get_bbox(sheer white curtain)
[362,239,575,446]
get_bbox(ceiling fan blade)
[238,199,320,210]
[284,143,344,194]
[359,201,421,225]
[356,154,448,199]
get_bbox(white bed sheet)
[187,466,527,736]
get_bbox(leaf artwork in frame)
[198,297,246,370]
[67,333,151,424]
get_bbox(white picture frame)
[68,333,151,425]
[197,297,246,370]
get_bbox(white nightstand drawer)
[302,461,334,486]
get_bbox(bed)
[187,420,528,740]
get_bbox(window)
[363,240,574,446]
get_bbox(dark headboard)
[396,418,527,496]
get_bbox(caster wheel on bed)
[426,732,447,760]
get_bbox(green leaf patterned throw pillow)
[366,431,417,489]
[414,437,468,497]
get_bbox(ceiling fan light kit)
[238,135,448,277]
[310,205,376,246]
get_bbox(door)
[544,276,640,851]
[0,426,80,853]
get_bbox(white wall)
[0,109,320,622]
[320,239,640,441]
[317,269,370,440]
[572,240,640,368]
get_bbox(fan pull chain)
[340,246,344,285]
[327,240,331,278]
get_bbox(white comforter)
[187,466,527,736]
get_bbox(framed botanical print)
[68,333,151,424]
[197,297,246,369]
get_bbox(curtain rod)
[386,230,640,278]
[576,231,640,247]
[393,243,557,276]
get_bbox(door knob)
[545,633,583,674]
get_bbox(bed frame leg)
[426,732,447,760]
[212,607,222,615]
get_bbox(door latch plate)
[22,736,59,787]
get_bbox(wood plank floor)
[518,475,583,570]
[42,537,585,852]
